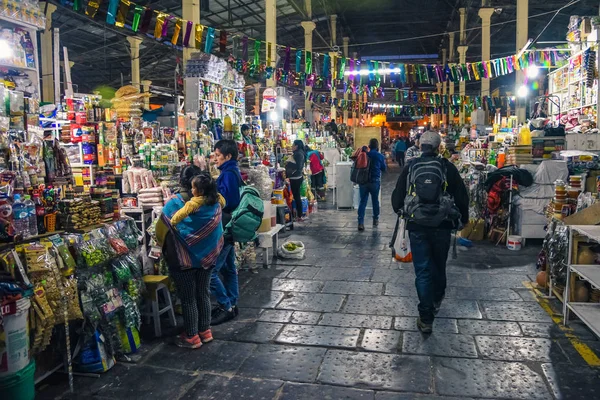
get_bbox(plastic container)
[11,195,29,238]
[0,360,35,400]
[0,298,31,376]
[23,195,37,237]
[507,235,523,251]
[301,197,309,215]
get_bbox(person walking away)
[212,139,242,325]
[307,146,326,201]
[391,131,469,333]
[394,136,407,167]
[358,138,387,231]
[286,140,307,221]
[158,168,223,348]
[405,134,422,162]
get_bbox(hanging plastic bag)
[393,218,412,262]
[278,241,305,259]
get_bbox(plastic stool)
[142,275,177,337]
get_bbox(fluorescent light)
[269,111,279,121]
[517,85,528,98]
[278,98,289,109]
[344,68,401,76]
[527,65,539,79]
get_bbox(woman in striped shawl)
[161,167,224,349]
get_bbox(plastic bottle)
[24,195,38,237]
[33,193,46,234]
[12,194,30,238]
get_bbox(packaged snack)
[77,237,115,268]
[105,225,128,255]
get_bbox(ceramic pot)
[575,281,590,302]
[578,244,596,265]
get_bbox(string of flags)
[65,0,568,92]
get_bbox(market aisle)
[40,165,600,400]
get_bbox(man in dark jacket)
[391,131,469,333]
[287,140,307,221]
[358,138,387,231]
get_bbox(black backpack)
[350,150,371,185]
[403,157,460,227]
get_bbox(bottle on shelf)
[24,195,38,237]
[33,192,46,234]
[12,194,30,239]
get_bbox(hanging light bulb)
[527,65,539,79]
[517,85,529,98]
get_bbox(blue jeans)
[409,229,452,324]
[210,242,239,310]
[357,182,380,225]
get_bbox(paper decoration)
[131,5,143,32]
[172,18,182,45]
[85,0,101,17]
[323,54,330,78]
[219,30,227,53]
[106,0,119,25]
[195,24,204,49]
[306,51,312,74]
[154,13,165,39]
[284,46,290,71]
[242,36,248,61]
[205,27,215,53]
[72,0,81,12]
[296,50,302,73]
[253,40,260,66]
[115,0,130,28]
[139,8,153,34]
[183,21,193,47]
[266,42,272,66]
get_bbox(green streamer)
[131,6,143,32]
[253,40,261,66]
[306,51,312,74]
[339,57,346,77]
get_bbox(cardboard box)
[563,202,600,225]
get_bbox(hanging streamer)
[306,51,312,74]
[183,21,193,47]
[171,18,182,45]
[72,0,81,12]
[232,36,240,58]
[332,55,338,80]
[242,36,248,61]
[162,16,173,38]
[204,27,215,53]
[195,24,204,49]
[131,5,144,32]
[85,0,101,17]
[115,0,130,28]
[339,57,346,78]
[219,30,227,53]
[323,54,330,78]
[296,50,302,73]
[154,13,166,39]
[139,8,153,34]
[106,0,119,25]
[253,40,261,66]
[266,42,272,66]
[284,47,291,71]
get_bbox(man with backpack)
[211,139,243,325]
[356,138,387,231]
[391,131,469,333]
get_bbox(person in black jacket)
[286,140,307,221]
[391,131,469,334]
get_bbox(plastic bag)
[278,241,305,259]
[77,237,115,268]
[106,225,129,255]
[393,218,412,262]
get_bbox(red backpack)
[350,147,371,185]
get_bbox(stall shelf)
[564,225,600,337]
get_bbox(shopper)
[170,176,226,226]
[394,136,408,167]
[286,139,307,221]
[405,134,422,162]
[161,167,223,349]
[306,146,326,201]
[212,139,242,325]
[357,138,387,231]
[391,131,469,333]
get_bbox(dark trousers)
[290,177,304,218]
[171,267,212,336]
[396,151,405,167]
[409,229,452,324]
[311,171,325,199]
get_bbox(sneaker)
[211,307,236,326]
[358,224,365,231]
[373,219,379,227]
[232,305,239,316]
[417,318,433,334]
[198,329,213,343]
[297,216,308,222]
[175,334,202,349]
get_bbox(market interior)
[1,0,600,399]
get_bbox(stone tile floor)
[38,165,600,399]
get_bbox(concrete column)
[343,36,349,124]
[479,6,494,98]
[516,0,528,123]
[126,37,142,90]
[304,0,312,18]
[330,15,337,47]
[182,0,200,67]
[141,80,151,109]
[265,0,277,88]
[40,2,57,103]
[457,45,468,125]
[459,7,467,44]
[448,32,455,96]
[301,21,316,124]
[253,83,260,116]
